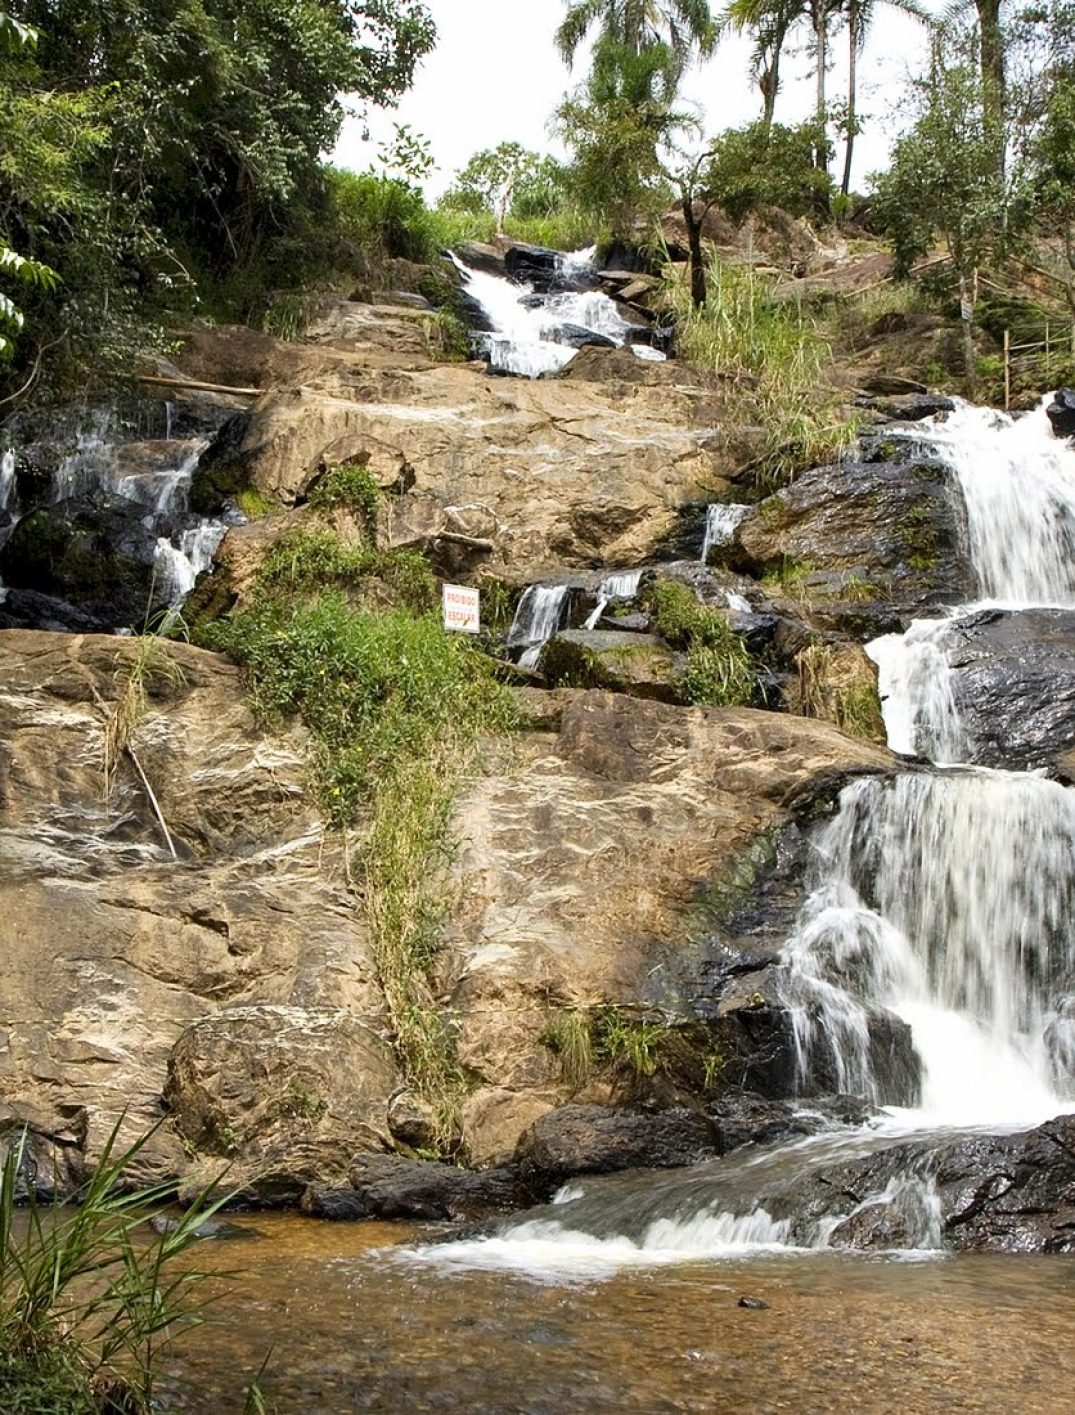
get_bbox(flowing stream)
[450,248,666,377]
[412,396,1075,1276]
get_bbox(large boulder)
[165,1007,398,1203]
[187,362,750,575]
[539,629,684,701]
[515,1104,722,1193]
[0,630,385,1181]
[443,691,892,1158]
[1047,388,1075,440]
[718,455,970,616]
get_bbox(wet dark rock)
[0,1108,85,1201]
[0,493,173,631]
[540,629,683,702]
[189,409,253,515]
[719,457,970,615]
[738,1295,769,1309]
[939,608,1075,770]
[515,1105,721,1194]
[866,393,955,422]
[708,1091,818,1153]
[504,243,561,288]
[546,324,617,351]
[777,1113,1075,1253]
[453,242,506,278]
[149,1213,259,1241]
[0,587,107,634]
[302,1155,525,1223]
[1046,388,1075,440]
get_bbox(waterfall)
[0,449,14,513]
[904,398,1075,607]
[699,503,749,563]
[506,584,570,668]
[449,249,666,378]
[867,619,964,761]
[153,523,227,602]
[783,770,1075,1125]
[582,568,643,630]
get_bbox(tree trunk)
[814,0,828,172]
[841,5,858,197]
[683,194,707,308]
[976,0,1005,175]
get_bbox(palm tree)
[840,0,933,194]
[722,0,802,137]
[557,0,718,78]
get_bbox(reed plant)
[0,1125,230,1411]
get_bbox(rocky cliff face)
[3,282,1071,1247]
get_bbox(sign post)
[442,583,480,635]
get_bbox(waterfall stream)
[415,395,1075,1273]
[449,248,666,377]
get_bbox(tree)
[0,0,436,394]
[441,144,570,225]
[556,0,718,75]
[556,36,696,230]
[1026,0,1075,313]
[722,0,801,137]
[871,56,1030,384]
[840,0,932,195]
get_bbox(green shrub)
[308,461,381,524]
[645,580,755,707]
[326,168,439,266]
[209,593,517,1139]
[235,488,284,521]
[256,528,377,592]
[423,307,470,361]
[378,548,438,614]
[705,120,834,224]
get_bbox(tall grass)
[0,1125,230,1411]
[428,206,603,254]
[670,256,859,489]
[208,594,517,1146]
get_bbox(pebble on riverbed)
[738,1296,770,1310]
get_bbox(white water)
[0,449,14,513]
[582,568,643,630]
[700,502,749,564]
[153,522,227,601]
[506,584,570,668]
[450,249,665,378]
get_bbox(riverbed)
[161,1213,1075,1412]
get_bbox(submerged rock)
[303,1155,524,1223]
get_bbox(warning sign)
[442,583,480,634]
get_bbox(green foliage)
[326,167,440,266]
[645,579,756,706]
[0,1123,232,1411]
[256,528,378,593]
[207,592,517,1137]
[235,488,284,521]
[423,307,470,362]
[308,461,381,523]
[0,0,435,395]
[594,1007,666,1078]
[669,255,857,487]
[871,57,1024,285]
[440,142,570,220]
[703,119,834,222]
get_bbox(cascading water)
[0,449,15,513]
[582,568,643,630]
[449,248,666,378]
[411,395,1075,1274]
[506,584,570,668]
[699,502,749,564]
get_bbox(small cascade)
[905,398,1075,606]
[449,248,665,378]
[0,448,15,513]
[582,568,643,630]
[700,503,749,563]
[783,771,1075,1124]
[506,584,570,668]
[153,523,227,602]
[867,619,965,761]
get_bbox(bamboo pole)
[133,374,262,397]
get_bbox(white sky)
[333,0,934,197]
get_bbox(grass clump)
[307,462,381,525]
[423,308,471,362]
[209,593,517,1142]
[0,1125,231,1413]
[256,529,377,593]
[670,256,859,490]
[539,1010,594,1093]
[235,488,283,521]
[645,580,756,707]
